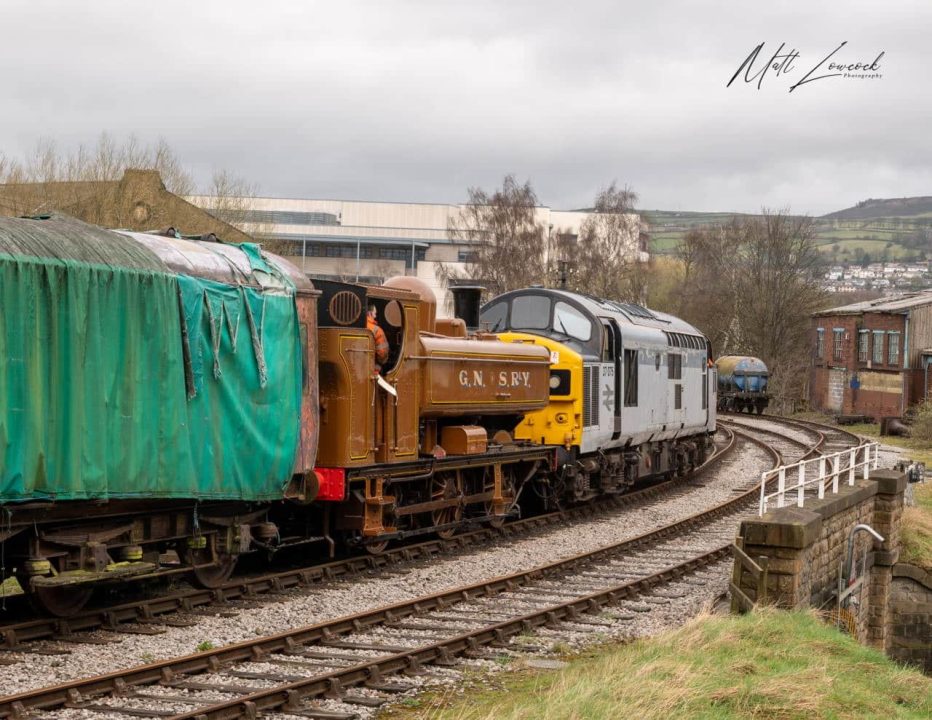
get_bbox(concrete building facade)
[809,291,932,419]
[188,195,647,315]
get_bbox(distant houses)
[821,261,931,293]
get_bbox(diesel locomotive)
[0,214,716,616]
[480,288,716,505]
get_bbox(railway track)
[0,428,738,651]
[0,426,802,719]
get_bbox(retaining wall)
[734,469,906,652]
[890,564,932,672]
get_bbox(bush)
[912,401,932,442]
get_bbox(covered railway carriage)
[311,277,553,551]
[0,214,319,614]
[480,288,716,504]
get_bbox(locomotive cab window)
[553,301,592,342]
[481,300,507,333]
[511,295,550,330]
[600,320,615,362]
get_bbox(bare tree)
[677,209,827,410]
[440,175,548,296]
[0,134,197,221]
[567,182,642,300]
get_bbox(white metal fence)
[758,443,880,515]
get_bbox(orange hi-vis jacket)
[367,316,390,366]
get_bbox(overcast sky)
[1,1,929,215]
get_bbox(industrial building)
[809,291,932,419]
[187,195,648,314]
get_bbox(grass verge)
[828,419,932,571]
[381,610,932,720]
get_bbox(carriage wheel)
[431,473,462,540]
[186,547,238,589]
[32,585,94,617]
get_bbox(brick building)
[810,291,932,419]
[0,169,251,244]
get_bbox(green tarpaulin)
[0,247,302,502]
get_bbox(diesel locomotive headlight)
[549,369,570,396]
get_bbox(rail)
[758,442,880,515]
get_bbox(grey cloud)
[0,0,928,215]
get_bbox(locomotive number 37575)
[459,369,532,389]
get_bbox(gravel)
[0,435,772,698]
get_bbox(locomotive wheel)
[32,585,93,617]
[186,548,237,589]
[431,474,462,540]
[364,539,390,555]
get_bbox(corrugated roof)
[813,290,932,316]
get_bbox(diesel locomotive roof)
[483,287,705,337]
[0,213,312,291]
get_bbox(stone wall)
[735,469,907,652]
[890,564,932,672]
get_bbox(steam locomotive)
[0,214,715,615]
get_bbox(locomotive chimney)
[450,284,484,331]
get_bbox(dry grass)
[381,610,931,720]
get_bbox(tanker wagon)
[715,355,769,414]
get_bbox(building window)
[832,328,844,362]
[888,332,900,366]
[816,328,824,357]
[872,330,885,364]
[858,330,869,363]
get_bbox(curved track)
[0,426,797,719]
[0,429,737,650]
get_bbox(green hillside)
[644,201,932,263]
